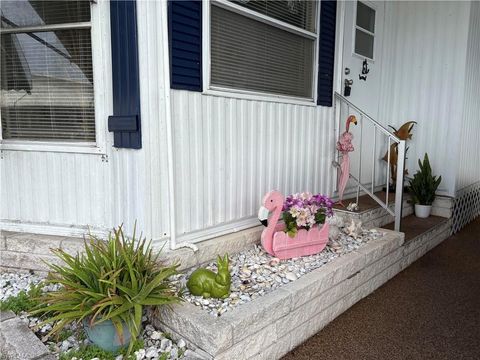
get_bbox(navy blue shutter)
[168,0,202,91]
[317,0,337,107]
[108,0,142,149]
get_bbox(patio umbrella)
[336,115,357,206]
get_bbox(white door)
[342,0,384,119]
[338,1,386,197]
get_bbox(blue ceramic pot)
[82,318,132,352]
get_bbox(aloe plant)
[408,153,442,205]
[31,225,182,354]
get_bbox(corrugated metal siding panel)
[135,0,171,240]
[171,90,335,237]
[377,1,470,196]
[457,1,480,191]
[0,152,109,228]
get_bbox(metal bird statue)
[336,115,358,206]
[382,121,416,188]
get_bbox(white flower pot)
[415,204,432,218]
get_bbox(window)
[209,0,318,100]
[354,1,375,59]
[0,0,95,142]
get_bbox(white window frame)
[0,0,112,154]
[202,0,320,106]
[352,0,376,61]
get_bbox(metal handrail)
[334,92,405,232]
[334,93,402,142]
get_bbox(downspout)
[160,0,198,252]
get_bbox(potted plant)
[409,153,442,218]
[31,225,182,355]
[258,191,333,259]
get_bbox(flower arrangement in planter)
[258,191,333,259]
[409,153,442,218]
[282,192,334,237]
[31,225,182,355]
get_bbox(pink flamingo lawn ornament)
[257,191,329,260]
[336,115,358,207]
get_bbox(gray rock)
[160,338,172,351]
[0,317,51,360]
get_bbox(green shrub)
[0,283,43,314]
[31,225,182,355]
[408,153,442,205]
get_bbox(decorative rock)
[345,218,363,239]
[160,338,172,352]
[135,348,146,360]
[145,347,159,358]
[177,339,186,348]
[179,221,385,317]
[328,225,342,241]
[285,272,297,281]
[346,202,359,212]
[150,330,162,340]
[269,258,280,266]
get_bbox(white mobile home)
[1,0,479,253]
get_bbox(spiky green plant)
[408,153,442,205]
[30,225,182,355]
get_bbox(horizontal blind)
[211,5,314,99]
[0,1,94,142]
[0,0,90,29]
[232,0,317,32]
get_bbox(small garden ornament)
[337,115,358,206]
[187,255,231,298]
[382,121,416,189]
[258,191,332,260]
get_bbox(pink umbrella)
[336,115,357,206]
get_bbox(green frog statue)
[187,254,231,299]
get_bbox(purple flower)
[282,191,334,234]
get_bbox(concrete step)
[334,192,453,229]
[334,192,413,229]
[383,215,452,270]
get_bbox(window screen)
[0,0,95,142]
[210,2,316,99]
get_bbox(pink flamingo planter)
[258,191,330,260]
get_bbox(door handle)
[344,78,353,96]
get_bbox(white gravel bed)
[0,272,45,301]
[0,272,204,360]
[174,224,385,317]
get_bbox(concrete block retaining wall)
[151,220,452,360]
[0,232,85,273]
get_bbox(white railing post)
[394,140,406,232]
[333,92,406,228]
